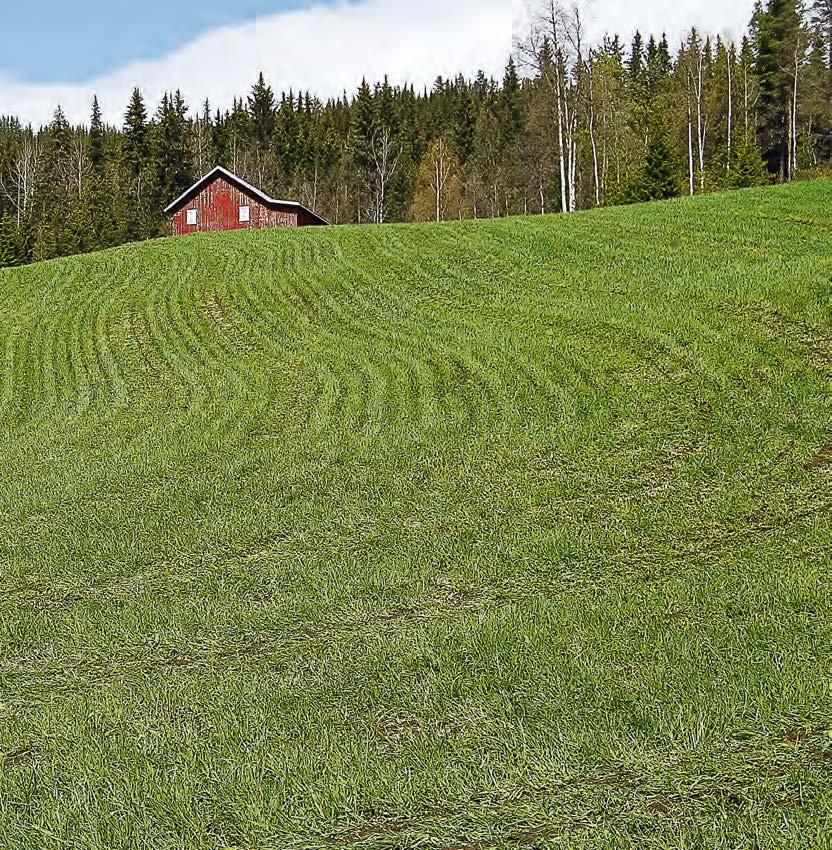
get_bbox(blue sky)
[0,0,319,82]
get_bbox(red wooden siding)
[171,175,299,235]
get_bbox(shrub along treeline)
[1,0,830,266]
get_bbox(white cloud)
[0,0,513,126]
[0,0,757,128]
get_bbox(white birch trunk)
[568,121,577,212]
[555,65,568,213]
[589,114,600,205]
[435,155,441,222]
[1,137,40,227]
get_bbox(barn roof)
[164,165,329,224]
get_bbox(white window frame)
[239,205,251,223]
[186,208,198,226]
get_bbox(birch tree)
[515,0,589,212]
[369,128,400,224]
[1,134,41,227]
[192,101,213,175]
[410,137,460,222]
[66,137,91,201]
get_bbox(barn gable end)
[166,166,327,235]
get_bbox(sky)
[0,0,757,126]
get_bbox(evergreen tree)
[645,34,673,100]
[498,57,524,149]
[0,215,25,267]
[90,96,105,169]
[351,79,375,168]
[37,107,74,257]
[729,138,770,186]
[628,31,646,91]
[47,106,72,165]
[658,34,673,76]
[275,92,300,184]
[224,98,251,173]
[350,79,376,217]
[248,72,276,152]
[123,88,148,178]
[85,95,110,250]
[153,91,193,206]
[451,87,477,165]
[629,119,680,201]
[122,88,156,241]
[373,77,398,134]
[212,107,228,165]
[755,0,806,178]
[750,0,767,42]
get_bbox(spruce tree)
[0,215,25,267]
[275,92,300,184]
[755,0,805,178]
[248,72,276,152]
[351,79,375,216]
[90,96,104,169]
[122,88,157,241]
[498,57,523,150]
[212,108,228,165]
[629,120,680,201]
[39,107,74,258]
[153,91,194,223]
[749,0,767,44]
[729,139,769,186]
[48,106,72,162]
[628,31,646,89]
[352,79,375,165]
[658,34,672,76]
[374,77,398,135]
[451,87,477,166]
[85,96,109,251]
[223,98,250,172]
[123,88,148,179]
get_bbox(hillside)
[0,182,830,849]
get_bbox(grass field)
[0,181,830,849]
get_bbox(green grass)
[0,182,830,849]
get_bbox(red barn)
[165,165,328,235]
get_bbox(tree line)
[1,0,830,266]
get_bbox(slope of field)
[0,182,830,849]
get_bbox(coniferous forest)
[0,0,830,267]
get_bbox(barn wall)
[171,176,298,235]
[296,208,325,227]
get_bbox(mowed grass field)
[0,182,830,849]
